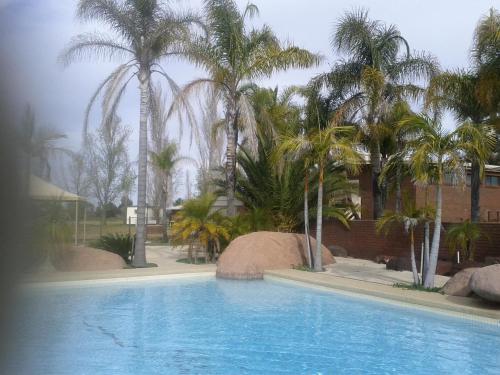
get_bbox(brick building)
[357,164,500,222]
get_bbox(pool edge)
[264,270,500,326]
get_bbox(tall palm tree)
[400,115,493,288]
[60,0,201,267]
[276,124,361,271]
[176,0,320,216]
[322,9,438,219]
[471,8,500,116]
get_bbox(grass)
[393,283,443,294]
[293,265,315,272]
[176,257,210,264]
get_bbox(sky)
[0,0,497,201]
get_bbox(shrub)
[91,233,133,263]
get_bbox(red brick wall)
[357,166,500,222]
[316,220,500,262]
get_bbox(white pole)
[74,199,79,246]
[83,204,87,245]
[420,242,424,283]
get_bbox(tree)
[87,114,132,228]
[65,151,91,197]
[471,8,500,117]
[150,142,192,239]
[21,106,69,181]
[446,220,482,262]
[376,197,432,285]
[426,9,499,222]
[426,71,497,223]
[400,114,492,287]
[176,0,320,216]
[170,194,230,263]
[276,124,361,271]
[323,9,437,218]
[60,0,202,267]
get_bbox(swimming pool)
[8,276,500,375]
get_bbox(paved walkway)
[324,257,450,287]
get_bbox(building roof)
[29,175,85,202]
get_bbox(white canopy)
[29,175,85,201]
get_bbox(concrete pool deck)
[265,269,500,322]
[23,246,500,323]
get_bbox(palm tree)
[446,220,482,262]
[426,71,496,223]
[176,0,320,216]
[400,115,492,287]
[376,197,431,285]
[170,194,230,263]
[60,0,201,267]
[276,124,361,271]
[322,9,438,219]
[471,8,500,116]
[150,142,193,240]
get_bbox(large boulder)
[216,231,335,279]
[469,265,500,303]
[442,268,479,297]
[53,246,126,271]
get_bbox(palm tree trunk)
[132,68,150,267]
[314,164,324,272]
[371,142,383,219]
[395,164,402,213]
[424,183,442,288]
[304,169,312,268]
[410,229,420,285]
[225,107,238,217]
[470,159,481,223]
[423,221,430,284]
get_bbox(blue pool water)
[8,277,500,375]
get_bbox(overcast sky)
[0,0,497,199]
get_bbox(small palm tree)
[446,220,482,262]
[170,194,230,263]
[276,124,361,271]
[176,0,320,216]
[150,142,193,238]
[376,197,432,285]
[60,0,202,267]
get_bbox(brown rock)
[469,264,500,303]
[328,245,348,257]
[216,231,335,279]
[442,268,479,297]
[53,246,126,271]
[451,260,484,275]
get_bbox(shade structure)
[29,175,84,202]
[29,175,87,245]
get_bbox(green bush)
[91,233,133,263]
